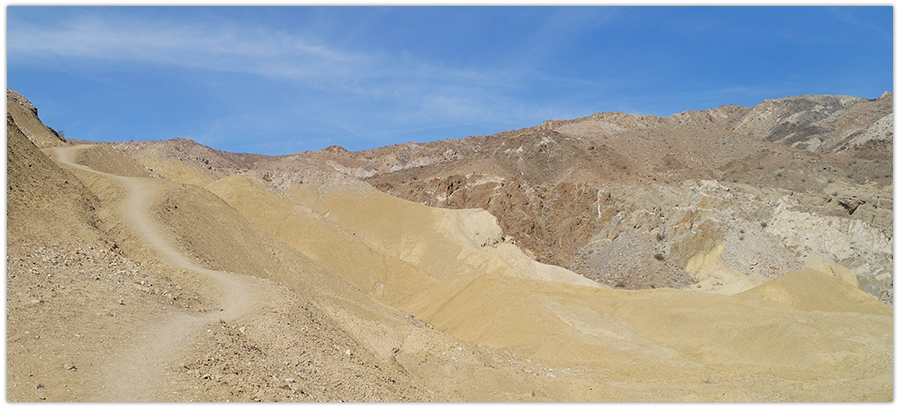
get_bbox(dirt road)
[52,145,280,401]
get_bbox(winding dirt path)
[52,145,274,401]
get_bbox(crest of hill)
[540,103,748,131]
[6,97,105,245]
[7,88,67,148]
[122,137,267,171]
[732,93,893,159]
[738,268,891,315]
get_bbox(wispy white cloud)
[8,13,362,81]
[5,8,641,152]
[8,11,542,125]
[827,6,892,40]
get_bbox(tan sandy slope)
[199,151,893,401]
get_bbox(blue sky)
[6,6,894,155]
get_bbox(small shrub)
[653,253,665,261]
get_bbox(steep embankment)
[7,88,67,148]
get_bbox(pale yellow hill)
[207,174,601,314]
[197,167,892,400]
[136,152,215,186]
[68,144,151,178]
[738,268,892,315]
[307,183,602,287]
[205,174,442,311]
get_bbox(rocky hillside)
[733,93,893,160]
[362,93,893,303]
[8,87,893,402]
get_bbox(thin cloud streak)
[9,13,510,89]
[7,7,889,155]
[9,15,358,75]
[7,11,548,130]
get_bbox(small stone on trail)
[63,364,76,371]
